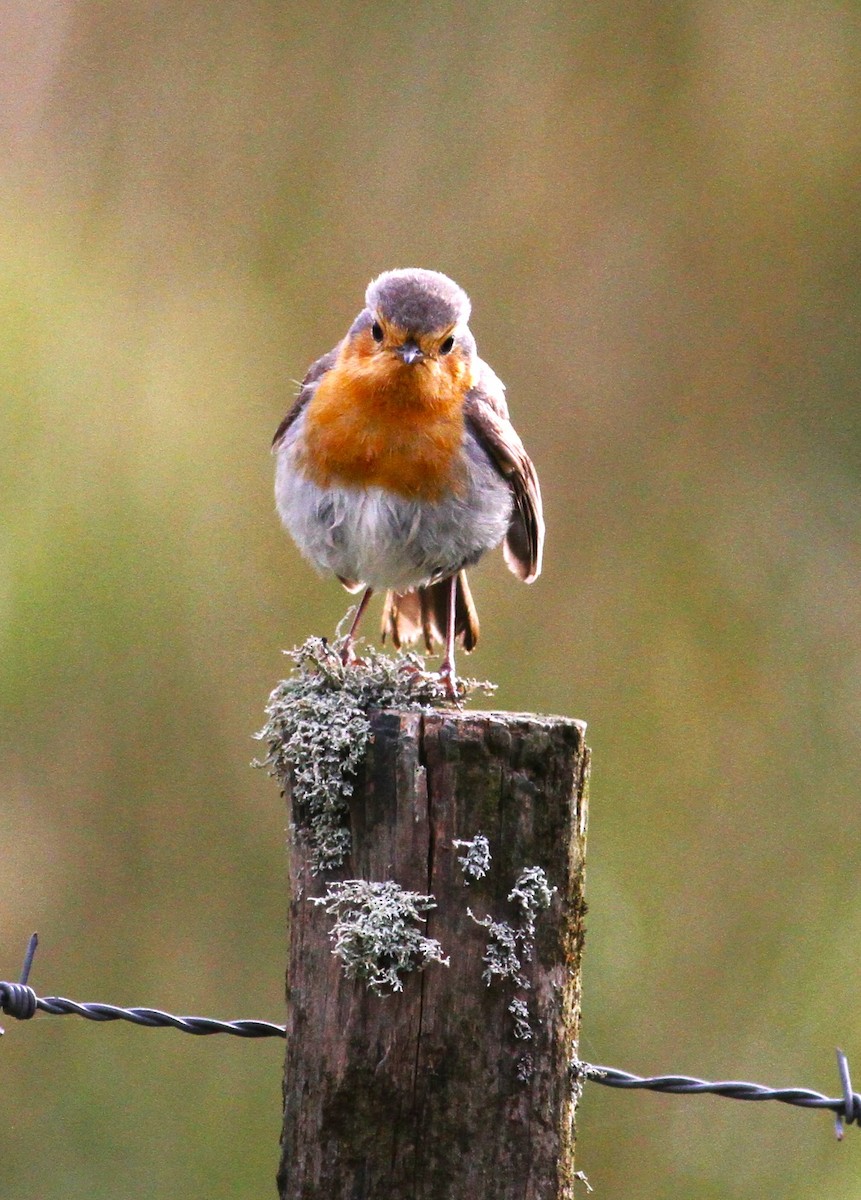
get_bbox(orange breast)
[299,340,470,502]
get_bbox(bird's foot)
[339,639,366,668]
[438,658,459,701]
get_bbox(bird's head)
[346,269,477,382]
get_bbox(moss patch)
[256,635,493,873]
[311,879,449,995]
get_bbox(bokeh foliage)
[1,2,860,1196]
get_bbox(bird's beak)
[396,340,425,365]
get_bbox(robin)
[273,267,544,695]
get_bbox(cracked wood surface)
[279,709,589,1200]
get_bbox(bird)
[272,267,544,695]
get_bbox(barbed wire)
[576,1059,861,1140]
[0,934,286,1040]
[3,934,859,1138]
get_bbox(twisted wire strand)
[1,984,286,1038]
[38,996,287,1038]
[579,1060,861,1137]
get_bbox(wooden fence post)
[277,708,589,1200]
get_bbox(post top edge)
[372,708,587,733]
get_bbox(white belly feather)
[274,416,512,591]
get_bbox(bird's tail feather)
[381,571,479,653]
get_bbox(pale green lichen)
[453,832,491,882]
[469,864,556,1063]
[516,1051,535,1082]
[255,635,493,873]
[310,879,449,995]
[508,865,556,938]
[469,912,527,988]
[509,996,533,1041]
[470,865,556,986]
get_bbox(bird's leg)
[341,587,373,664]
[438,574,459,698]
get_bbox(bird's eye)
[439,335,455,355]
[371,321,384,343]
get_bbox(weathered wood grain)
[279,709,589,1200]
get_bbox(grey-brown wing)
[271,344,340,449]
[464,363,544,583]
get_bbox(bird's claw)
[438,660,459,701]
[339,641,367,668]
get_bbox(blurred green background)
[1,2,859,1196]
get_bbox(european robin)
[273,268,544,695]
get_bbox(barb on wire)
[578,1054,861,1140]
[0,934,286,1040]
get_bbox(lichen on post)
[262,640,589,1200]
